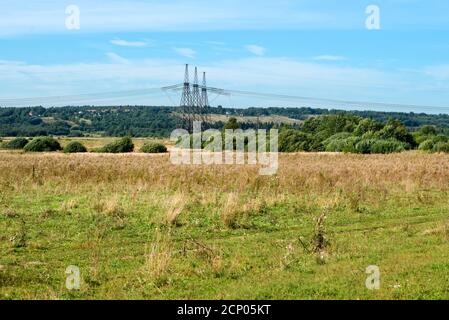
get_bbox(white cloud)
[0,59,25,65]
[245,45,266,56]
[173,48,196,59]
[110,39,148,47]
[106,52,130,64]
[313,55,347,61]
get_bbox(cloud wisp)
[110,39,149,47]
[106,52,131,64]
[245,45,266,56]
[173,48,196,59]
[313,55,347,61]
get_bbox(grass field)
[1,147,449,299]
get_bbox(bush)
[354,119,383,136]
[433,135,449,143]
[324,135,359,153]
[1,137,29,149]
[370,139,408,154]
[64,141,87,153]
[23,137,62,152]
[355,139,377,154]
[279,129,314,152]
[140,142,167,153]
[418,125,438,136]
[418,139,435,152]
[432,142,449,153]
[98,137,134,153]
[375,119,416,147]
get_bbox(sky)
[1,0,449,113]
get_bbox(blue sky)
[1,0,449,112]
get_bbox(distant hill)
[1,105,449,137]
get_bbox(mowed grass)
[1,149,449,300]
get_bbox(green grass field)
[1,147,449,299]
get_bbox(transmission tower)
[178,65,211,132]
[191,67,202,109]
[179,64,193,132]
[201,72,210,124]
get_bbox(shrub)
[433,135,449,143]
[324,135,359,153]
[279,129,314,152]
[64,141,87,153]
[375,119,416,147]
[140,142,167,154]
[99,137,134,153]
[419,139,435,152]
[23,137,62,152]
[370,139,408,154]
[432,142,449,153]
[418,125,438,136]
[324,132,352,142]
[355,139,377,154]
[1,137,29,149]
[354,119,383,136]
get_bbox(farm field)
[1,145,449,299]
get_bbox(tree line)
[1,105,449,139]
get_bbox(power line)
[1,66,448,114]
[0,87,164,107]
[218,88,449,113]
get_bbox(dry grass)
[221,193,241,228]
[61,199,79,211]
[141,230,173,284]
[1,151,449,197]
[92,196,125,216]
[165,194,187,226]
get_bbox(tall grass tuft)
[142,229,173,285]
[221,193,240,228]
[165,194,187,226]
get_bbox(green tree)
[224,117,240,130]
